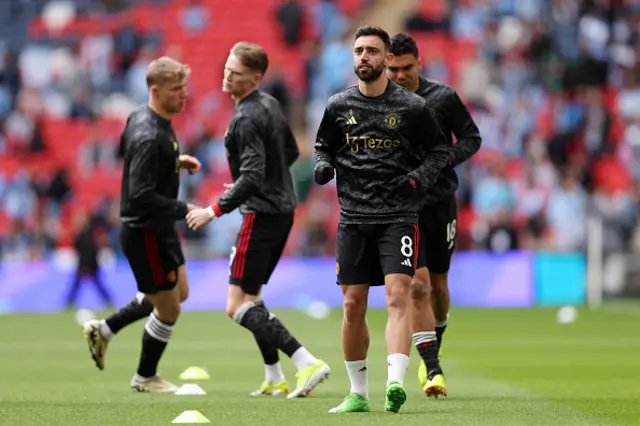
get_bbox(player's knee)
[146,289,181,322]
[226,303,238,319]
[177,266,189,302]
[387,294,409,313]
[154,301,180,323]
[179,285,189,303]
[429,273,448,295]
[226,291,260,319]
[226,299,248,319]
[410,279,429,305]
[386,279,410,313]
[342,296,367,324]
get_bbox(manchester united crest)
[384,112,401,129]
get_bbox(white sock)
[413,331,437,346]
[291,347,318,371]
[387,353,410,386]
[435,313,449,328]
[99,320,113,341]
[265,362,285,384]
[345,359,368,398]
[134,373,154,382]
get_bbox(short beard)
[164,102,183,115]
[354,64,384,83]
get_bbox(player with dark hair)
[314,25,449,413]
[388,32,482,392]
[186,41,330,399]
[82,56,203,392]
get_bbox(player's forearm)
[448,98,482,167]
[315,106,339,166]
[450,132,482,167]
[414,107,452,187]
[314,148,335,167]
[131,189,188,219]
[210,173,261,216]
[411,146,451,190]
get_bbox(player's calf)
[342,286,369,357]
[252,300,286,389]
[384,273,412,400]
[410,270,437,354]
[230,300,308,362]
[340,284,370,399]
[410,268,431,313]
[92,267,189,348]
[411,266,446,394]
[101,293,154,340]
[385,274,412,356]
[429,272,449,347]
[131,290,180,393]
[231,299,329,397]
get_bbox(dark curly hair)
[389,33,419,58]
[354,26,391,52]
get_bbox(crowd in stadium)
[0,0,639,261]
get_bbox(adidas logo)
[401,259,412,267]
[358,366,367,372]
[347,116,357,125]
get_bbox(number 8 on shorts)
[378,223,419,278]
[400,235,413,258]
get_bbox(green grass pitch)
[0,304,638,425]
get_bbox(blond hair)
[230,42,269,76]
[146,56,191,88]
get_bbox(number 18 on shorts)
[336,222,419,286]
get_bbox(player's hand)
[389,174,419,199]
[186,203,200,212]
[179,155,202,175]
[314,161,334,185]
[186,207,214,231]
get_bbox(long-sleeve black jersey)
[213,90,299,216]
[416,77,482,205]
[315,80,450,224]
[119,106,188,230]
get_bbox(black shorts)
[119,224,185,294]
[417,195,457,274]
[229,212,294,296]
[336,222,419,286]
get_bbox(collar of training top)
[418,76,429,94]
[146,106,171,128]
[238,89,261,104]
[356,78,396,102]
